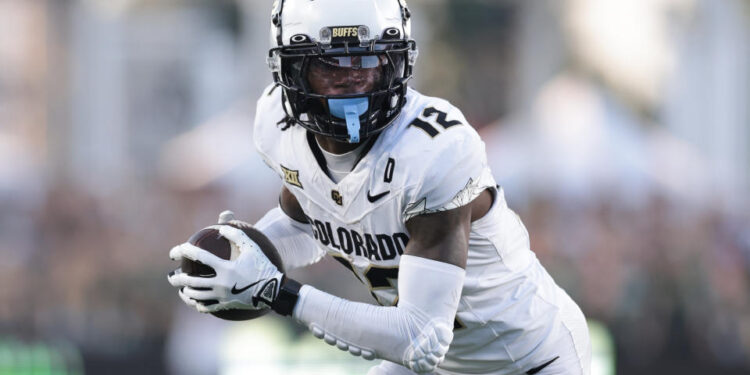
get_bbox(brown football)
[182,221,284,321]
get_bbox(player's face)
[307,55,387,96]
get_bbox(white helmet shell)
[267,0,417,143]
[270,0,412,47]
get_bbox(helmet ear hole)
[291,34,311,44]
[383,28,401,39]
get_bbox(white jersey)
[254,84,587,374]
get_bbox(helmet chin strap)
[328,98,369,143]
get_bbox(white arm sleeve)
[254,207,326,271]
[292,255,465,373]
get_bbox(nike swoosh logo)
[367,190,390,203]
[525,356,559,375]
[231,280,262,295]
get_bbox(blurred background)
[0,0,748,374]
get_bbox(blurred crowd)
[519,186,750,370]
[0,0,748,374]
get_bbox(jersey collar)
[306,131,381,185]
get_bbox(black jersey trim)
[352,133,380,169]
[306,132,381,183]
[306,131,332,178]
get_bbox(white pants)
[533,289,591,375]
[367,290,591,375]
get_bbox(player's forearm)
[254,207,324,270]
[291,255,465,373]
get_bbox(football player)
[168,0,591,374]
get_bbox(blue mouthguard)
[328,98,369,143]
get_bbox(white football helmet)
[267,0,418,143]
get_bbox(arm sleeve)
[254,207,326,271]
[292,255,465,373]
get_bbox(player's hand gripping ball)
[168,211,285,321]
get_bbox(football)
[182,221,284,321]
